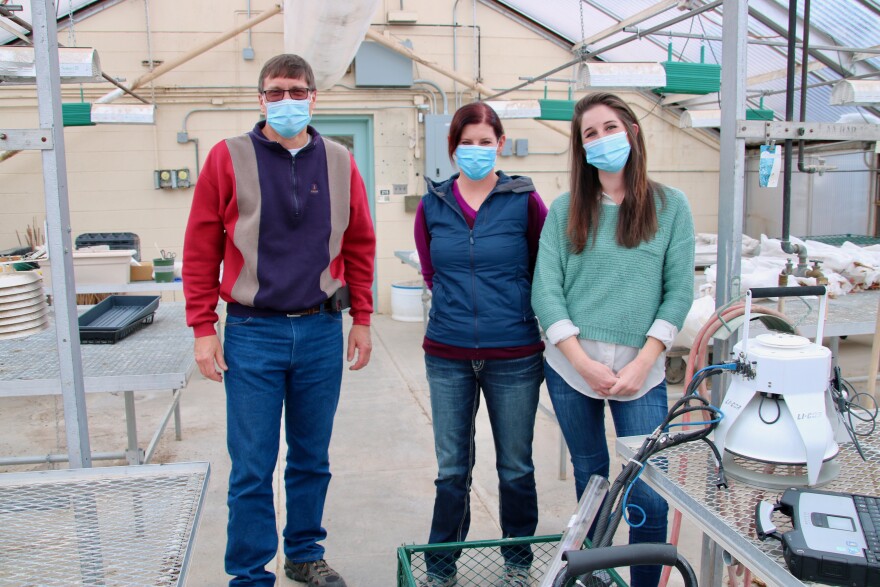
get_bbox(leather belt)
[226,300,337,319]
[286,299,335,317]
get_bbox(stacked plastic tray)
[78,295,160,344]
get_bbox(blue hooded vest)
[422,172,542,349]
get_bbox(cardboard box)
[130,262,154,282]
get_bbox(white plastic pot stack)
[0,271,49,339]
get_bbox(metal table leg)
[699,534,724,587]
[174,390,182,441]
[123,390,143,464]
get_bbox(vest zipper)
[435,184,507,349]
[469,227,478,348]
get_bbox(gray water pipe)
[781,0,808,273]
[179,104,428,177]
[414,78,447,114]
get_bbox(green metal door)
[311,115,377,303]
[311,116,375,219]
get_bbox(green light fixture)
[537,82,576,121]
[746,96,775,121]
[654,44,721,96]
[62,103,93,126]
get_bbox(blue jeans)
[424,353,543,579]
[545,363,669,587]
[222,311,343,587]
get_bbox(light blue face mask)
[584,130,631,173]
[455,145,497,180]
[266,98,311,139]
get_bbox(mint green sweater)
[531,187,695,349]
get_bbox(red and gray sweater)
[183,122,375,337]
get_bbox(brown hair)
[447,102,504,162]
[258,54,316,92]
[567,92,663,252]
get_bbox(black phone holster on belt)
[328,286,351,311]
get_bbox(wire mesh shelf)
[0,462,210,587]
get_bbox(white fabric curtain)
[284,0,383,90]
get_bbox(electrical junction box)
[515,138,529,157]
[354,41,413,87]
[174,169,191,189]
[424,114,455,182]
[155,170,173,189]
[501,140,513,157]
[404,195,421,213]
[154,169,191,189]
[387,10,418,23]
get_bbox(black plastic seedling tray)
[78,295,160,344]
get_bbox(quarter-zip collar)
[251,120,319,158]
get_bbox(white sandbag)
[672,294,715,350]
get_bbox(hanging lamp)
[655,43,721,95]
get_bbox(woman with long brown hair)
[531,92,694,587]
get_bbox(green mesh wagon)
[396,534,627,587]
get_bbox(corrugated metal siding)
[745,150,875,238]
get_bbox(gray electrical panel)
[425,114,456,182]
[515,138,529,156]
[354,41,414,87]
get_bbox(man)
[183,53,375,587]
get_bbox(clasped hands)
[576,356,650,397]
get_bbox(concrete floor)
[1,315,877,586]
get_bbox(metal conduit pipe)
[797,0,820,175]
[781,0,809,274]
[180,107,259,177]
[180,104,429,175]
[331,82,437,113]
[414,78,447,114]
[365,28,570,137]
[96,4,281,104]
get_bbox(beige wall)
[0,0,720,315]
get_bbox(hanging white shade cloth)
[283,0,382,90]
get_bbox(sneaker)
[284,558,347,586]
[418,574,457,587]
[496,565,530,587]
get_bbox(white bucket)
[391,279,426,322]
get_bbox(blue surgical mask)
[455,145,497,180]
[584,131,631,173]
[266,98,311,139]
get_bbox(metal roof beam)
[486,0,723,100]
[573,0,679,53]
[855,45,880,63]
[624,27,880,55]
[747,2,869,78]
